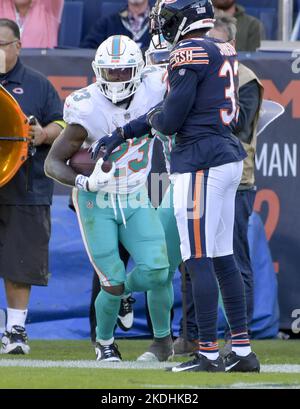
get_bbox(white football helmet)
[145,34,170,68]
[92,35,145,103]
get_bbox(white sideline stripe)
[0,360,174,370]
[263,364,300,373]
[0,360,300,373]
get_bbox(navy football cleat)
[167,352,225,373]
[224,351,260,373]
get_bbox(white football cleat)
[1,325,30,355]
[117,296,135,331]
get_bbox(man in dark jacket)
[213,0,264,51]
[81,0,151,50]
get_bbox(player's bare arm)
[44,123,87,187]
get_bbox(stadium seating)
[236,0,278,40]
[237,0,278,9]
[81,0,103,43]
[245,6,278,40]
[58,1,84,47]
[293,0,300,39]
[61,0,300,45]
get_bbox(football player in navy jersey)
[92,0,260,373]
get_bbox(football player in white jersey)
[136,35,183,361]
[45,35,173,361]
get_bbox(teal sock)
[147,270,174,338]
[95,290,121,341]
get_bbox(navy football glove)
[90,127,125,161]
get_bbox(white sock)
[199,351,219,360]
[232,346,252,357]
[6,308,28,332]
[98,337,114,346]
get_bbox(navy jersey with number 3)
[150,36,247,173]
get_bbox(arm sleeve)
[150,68,198,135]
[235,80,260,144]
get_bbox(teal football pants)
[73,186,169,341]
[147,184,182,338]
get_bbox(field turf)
[0,339,300,389]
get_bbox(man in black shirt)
[0,18,63,354]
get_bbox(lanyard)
[15,7,30,36]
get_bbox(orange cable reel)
[0,84,32,188]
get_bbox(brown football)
[69,148,112,176]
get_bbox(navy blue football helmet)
[151,0,215,45]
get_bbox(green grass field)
[0,339,300,389]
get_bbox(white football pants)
[172,161,243,261]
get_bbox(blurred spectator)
[0,18,63,354]
[81,0,151,49]
[212,0,264,51]
[0,0,64,48]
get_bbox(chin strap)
[173,17,187,45]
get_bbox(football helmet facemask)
[152,0,215,45]
[145,34,171,67]
[92,35,145,103]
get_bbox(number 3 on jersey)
[219,59,239,125]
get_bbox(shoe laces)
[11,325,26,334]
[101,343,121,359]
[120,297,136,315]
[10,326,28,342]
[102,345,114,358]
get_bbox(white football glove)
[75,158,115,192]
